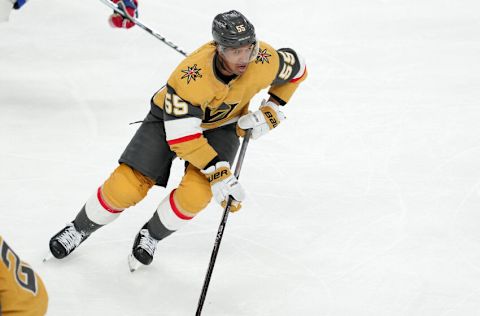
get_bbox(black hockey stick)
[196,129,253,316]
[98,0,188,56]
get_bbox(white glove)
[237,99,286,139]
[202,161,245,211]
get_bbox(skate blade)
[128,253,142,272]
[43,252,54,263]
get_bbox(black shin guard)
[73,205,103,235]
[146,211,175,241]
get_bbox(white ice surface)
[1,0,480,315]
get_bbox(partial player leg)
[126,120,239,270]
[129,123,240,270]
[49,163,154,259]
[48,111,173,260]
[129,164,212,271]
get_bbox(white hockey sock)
[84,186,124,226]
[155,189,193,232]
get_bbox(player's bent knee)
[102,163,155,209]
[175,183,212,215]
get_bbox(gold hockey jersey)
[0,236,48,316]
[152,40,307,169]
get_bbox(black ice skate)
[48,222,89,259]
[128,224,160,272]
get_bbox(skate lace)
[138,229,158,256]
[58,224,85,252]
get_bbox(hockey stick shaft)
[195,129,252,316]
[98,0,188,56]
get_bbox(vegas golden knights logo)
[180,64,202,84]
[204,102,238,123]
[255,48,271,64]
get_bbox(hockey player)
[47,10,307,271]
[1,0,138,27]
[0,236,48,315]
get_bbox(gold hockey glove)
[202,161,245,212]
